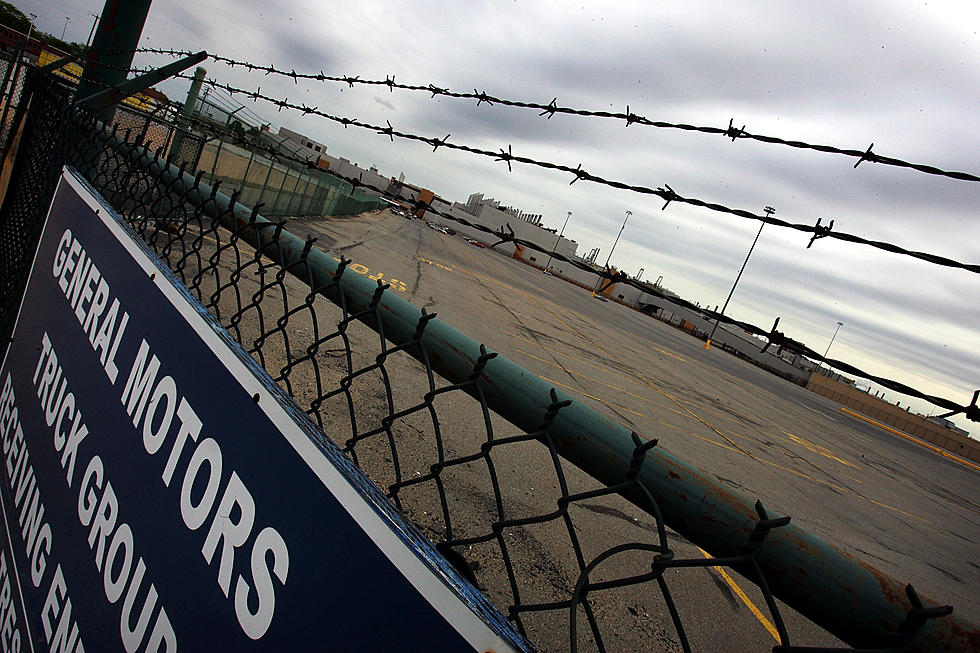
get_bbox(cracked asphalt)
[277,210,979,651]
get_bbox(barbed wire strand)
[132,47,980,184]
[162,73,980,278]
[86,56,980,277]
[167,109,980,423]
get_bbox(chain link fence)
[0,47,29,158]
[1,68,973,652]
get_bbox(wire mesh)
[0,68,971,652]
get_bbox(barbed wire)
[132,47,980,185]
[168,110,980,423]
[87,54,980,277]
[63,95,967,652]
[77,56,980,420]
[159,73,978,278]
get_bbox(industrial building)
[277,126,328,160]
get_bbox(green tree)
[0,2,85,54]
[0,1,31,34]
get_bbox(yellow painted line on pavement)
[540,377,650,419]
[470,260,933,533]
[781,431,860,470]
[839,408,980,473]
[697,547,780,643]
[518,348,677,412]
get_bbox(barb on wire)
[161,109,978,422]
[133,47,980,184]
[101,59,978,421]
[156,72,980,277]
[102,55,980,276]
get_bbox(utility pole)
[705,205,774,349]
[61,16,71,41]
[821,321,844,370]
[76,0,154,119]
[544,211,571,273]
[87,13,101,47]
[26,13,36,42]
[592,209,631,297]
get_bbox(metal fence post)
[75,0,153,119]
[256,157,275,205]
[168,66,206,164]
[240,148,255,195]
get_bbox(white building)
[277,126,328,161]
[442,193,577,261]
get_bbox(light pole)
[592,209,631,296]
[544,211,571,273]
[821,321,844,370]
[27,13,37,42]
[61,16,71,41]
[87,13,101,47]
[705,205,774,349]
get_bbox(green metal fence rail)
[2,68,977,652]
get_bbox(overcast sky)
[21,0,980,435]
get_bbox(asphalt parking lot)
[282,209,980,651]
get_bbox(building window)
[618,294,624,299]
[529,256,536,262]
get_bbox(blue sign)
[0,169,525,652]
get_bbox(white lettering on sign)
[1,373,52,591]
[52,228,129,384]
[77,457,175,653]
[32,336,176,653]
[0,552,23,653]
[40,565,82,653]
[121,339,289,640]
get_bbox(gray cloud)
[16,0,979,433]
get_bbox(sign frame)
[0,167,526,652]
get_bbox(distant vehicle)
[426,222,441,230]
[592,294,608,302]
[443,227,455,235]
[466,239,486,248]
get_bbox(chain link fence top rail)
[2,70,978,652]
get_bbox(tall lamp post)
[705,205,775,349]
[544,211,571,273]
[592,209,631,296]
[26,13,37,42]
[821,321,844,371]
[87,13,101,47]
[61,16,71,41]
